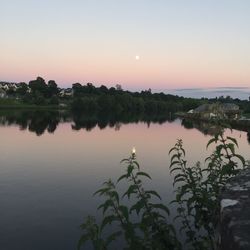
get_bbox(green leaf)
[174,177,186,183]
[221,163,233,176]
[169,147,177,155]
[206,137,217,149]
[227,143,235,155]
[180,147,186,156]
[127,165,134,176]
[117,174,128,183]
[170,161,181,168]
[177,207,185,214]
[174,173,186,183]
[119,205,129,221]
[205,156,211,162]
[100,215,118,231]
[145,190,162,200]
[93,187,109,196]
[170,167,182,174]
[136,171,152,179]
[170,199,178,205]
[110,191,119,203]
[122,185,137,199]
[171,154,179,162]
[227,136,238,147]
[130,199,145,215]
[216,144,224,156]
[133,161,140,170]
[150,203,170,215]
[120,158,129,164]
[78,234,90,250]
[98,199,113,214]
[234,154,245,166]
[105,231,122,246]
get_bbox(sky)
[1,0,250,90]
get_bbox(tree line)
[71,82,200,115]
[3,76,250,115]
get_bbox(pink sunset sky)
[1,0,249,90]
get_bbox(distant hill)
[165,87,250,100]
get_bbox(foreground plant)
[169,132,246,249]
[78,132,246,250]
[78,149,179,250]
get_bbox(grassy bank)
[0,98,68,110]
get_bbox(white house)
[0,88,6,98]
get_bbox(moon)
[135,55,140,60]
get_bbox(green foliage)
[29,76,48,95]
[23,77,60,104]
[79,153,179,250]
[2,77,250,118]
[47,80,59,97]
[169,132,246,249]
[49,96,59,105]
[17,82,29,95]
[79,130,247,250]
[69,82,204,115]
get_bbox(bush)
[78,130,247,250]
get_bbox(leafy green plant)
[169,132,246,249]
[79,131,246,250]
[78,150,179,250]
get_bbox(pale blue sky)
[1,0,250,89]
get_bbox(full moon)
[135,55,140,60]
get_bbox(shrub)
[78,131,247,250]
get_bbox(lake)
[0,111,249,250]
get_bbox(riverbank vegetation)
[1,77,250,117]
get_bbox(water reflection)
[0,110,249,250]
[0,110,64,136]
[181,118,222,136]
[0,110,250,144]
[0,110,175,135]
[71,112,175,132]
[182,118,250,144]
[247,132,250,144]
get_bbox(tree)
[6,87,15,96]
[16,82,28,96]
[49,96,59,105]
[29,76,47,96]
[86,83,95,93]
[99,85,108,94]
[72,83,82,97]
[47,80,59,97]
[33,93,46,105]
[115,84,123,91]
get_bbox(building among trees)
[190,103,241,120]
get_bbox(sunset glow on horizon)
[1,0,250,90]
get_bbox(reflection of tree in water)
[247,131,250,144]
[0,110,61,136]
[0,110,175,135]
[181,118,222,136]
[114,122,122,131]
[71,115,98,131]
[71,111,175,132]
[181,119,194,129]
[28,113,59,135]
[182,118,250,144]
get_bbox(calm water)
[0,111,249,250]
